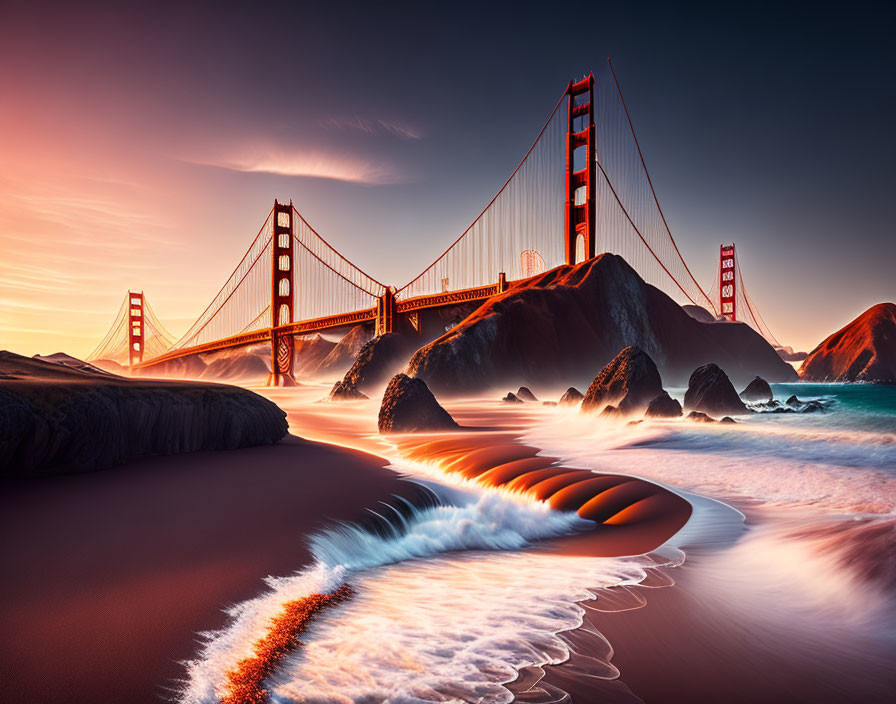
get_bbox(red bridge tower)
[268,200,296,386]
[128,291,144,367]
[719,243,736,321]
[564,73,596,265]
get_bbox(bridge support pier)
[564,73,596,266]
[267,200,297,386]
[375,287,397,336]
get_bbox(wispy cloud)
[189,147,409,185]
[319,116,424,141]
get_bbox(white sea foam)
[523,406,896,515]
[179,491,599,703]
[268,550,678,704]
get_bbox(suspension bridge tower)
[128,291,144,367]
[564,73,596,265]
[719,244,737,321]
[268,200,296,386]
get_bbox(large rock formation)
[740,376,773,402]
[0,351,287,478]
[581,346,664,415]
[329,333,418,399]
[800,303,896,383]
[406,254,796,395]
[378,374,458,433]
[684,364,749,416]
[645,391,682,418]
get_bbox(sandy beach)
[0,435,418,704]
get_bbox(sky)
[1,0,893,357]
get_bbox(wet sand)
[543,548,896,703]
[0,435,418,704]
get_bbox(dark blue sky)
[1,0,893,354]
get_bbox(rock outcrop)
[0,352,287,478]
[684,364,749,416]
[329,333,418,400]
[516,386,538,401]
[502,392,523,403]
[406,254,796,395]
[559,387,584,405]
[740,376,773,402]
[645,391,682,418]
[378,374,458,433]
[581,346,664,415]
[800,303,896,383]
[686,411,715,423]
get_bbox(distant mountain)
[799,303,896,383]
[407,254,797,394]
[774,346,808,362]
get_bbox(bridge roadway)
[131,280,508,371]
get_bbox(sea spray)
[180,488,599,703]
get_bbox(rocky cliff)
[800,303,896,383]
[407,254,796,394]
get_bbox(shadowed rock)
[559,387,584,405]
[0,352,287,478]
[502,392,523,403]
[740,376,773,402]
[330,333,417,400]
[786,394,801,407]
[684,364,748,416]
[720,416,737,424]
[645,391,682,418]
[378,374,458,433]
[581,346,663,415]
[686,411,715,423]
[516,386,538,402]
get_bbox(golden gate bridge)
[88,63,780,384]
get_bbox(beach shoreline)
[0,435,415,704]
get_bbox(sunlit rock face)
[377,374,458,433]
[406,254,796,395]
[740,375,773,402]
[581,346,663,415]
[800,302,896,383]
[0,352,287,477]
[684,363,749,417]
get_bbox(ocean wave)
[523,407,896,515]
[179,488,596,703]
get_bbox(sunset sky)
[1,0,893,357]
